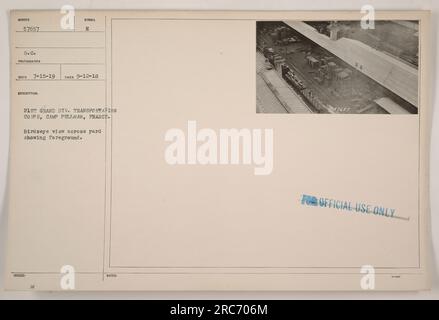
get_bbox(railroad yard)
[256,21,419,114]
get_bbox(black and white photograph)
[0,0,438,302]
[256,20,419,114]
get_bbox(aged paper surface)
[6,10,431,291]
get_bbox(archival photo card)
[256,21,419,114]
[6,10,430,291]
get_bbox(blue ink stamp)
[300,194,407,221]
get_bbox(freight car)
[280,64,329,113]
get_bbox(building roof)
[374,97,411,114]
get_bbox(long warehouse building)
[284,21,419,108]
